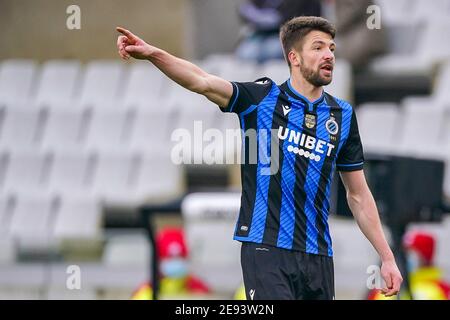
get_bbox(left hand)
[380,259,403,297]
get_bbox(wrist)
[146,47,164,61]
[380,251,395,264]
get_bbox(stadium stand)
[1,3,450,297]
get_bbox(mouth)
[320,64,333,76]
[320,64,333,72]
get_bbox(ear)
[288,50,301,68]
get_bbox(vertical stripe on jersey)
[314,95,342,256]
[303,103,330,254]
[336,100,354,155]
[262,95,291,245]
[247,85,280,243]
[322,161,336,256]
[276,99,305,249]
[234,106,258,238]
[292,103,317,252]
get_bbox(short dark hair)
[279,16,336,68]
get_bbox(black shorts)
[240,242,335,300]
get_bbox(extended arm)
[340,169,403,297]
[116,27,233,108]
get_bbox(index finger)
[116,27,138,40]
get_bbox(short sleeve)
[336,110,364,171]
[219,78,273,114]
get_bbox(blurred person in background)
[332,0,387,72]
[132,227,210,299]
[368,231,450,300]
[235,0,322,63]
[116,15,402,300]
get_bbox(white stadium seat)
[0,105,45,150]
[369,20,450,76]
[356,103,400,154]
[53,196,102,240]
[8,194,57,251]
[209,55,258,82]
[78,60,124,108]
[1,150,50,195]
[46,151,94,196]
[85,108,133,151]
[0,60,36,105]
[90,152,138,203]
[34,60,81,107]
[40,107,89,150]
[123,61,168,106]
[398,104,445,158]
[127,106,175,154]
[132,152,184,202]
[181,192,242,293]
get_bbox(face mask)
[160,258,188,278]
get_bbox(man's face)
[291,30,336,87]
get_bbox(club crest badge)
[305,114,316,129]
[326,117,339,135]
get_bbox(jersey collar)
[284,78,325,106]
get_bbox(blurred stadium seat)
[356,102,400,153]
[0,105,46,150]
[369,20,450,75]
[1,150,50,196]
[46,151,94,196]
[90,151,138,203]
[52,196,102,242]
[397,104,445,158]
[181,192,242,294]
[34,60,81,107]
[40,107,89,150]
[127,106,175,154]
[8,194,58,255]
[1,0,450,298]
[123,61,168,106]
[0,60,36,106]
[84,108,134,152]
[78,61,125,108]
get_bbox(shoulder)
[235,77,276,94]
[325,92,354,113]
[233,76,277,104]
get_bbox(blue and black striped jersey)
[219,77,364,257]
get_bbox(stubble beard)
[299,57,332,87]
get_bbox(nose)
[323,49,334,62]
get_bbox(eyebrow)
[312,40,336,47]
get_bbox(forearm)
[347,189,395,263]
[147,48,208,94]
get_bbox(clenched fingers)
[117,35,130,59]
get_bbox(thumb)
[384,273,393,290]
[125,45,141,53]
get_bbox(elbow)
[346,189,369,212]
[346,191,362,208]
[187,81,206,94]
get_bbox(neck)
[289,72,323,103]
